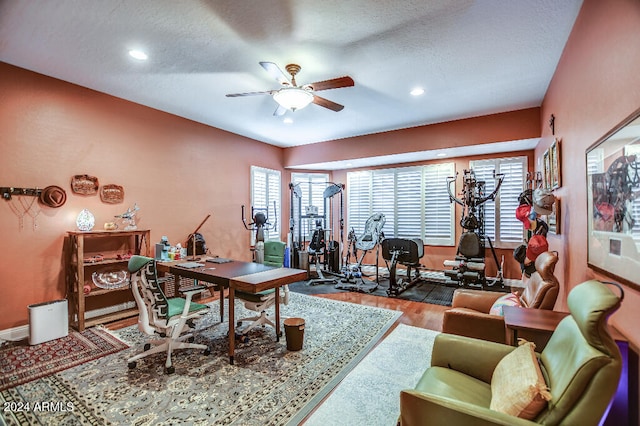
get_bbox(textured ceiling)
[0,0,583,149]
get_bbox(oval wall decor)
[100,184,124,204]
[71,174,99,195]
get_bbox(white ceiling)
[0,1,583,154]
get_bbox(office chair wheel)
[128,361,137,369]
[144,343,151,351]
[165,366,175,375]
[203,348,211,356]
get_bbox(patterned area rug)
[1,293,400,425]
[0,327,128,392]
[306,324,439,425]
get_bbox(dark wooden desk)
[157,259,273,321]
[158,259,305,364]
[229,268,307,364]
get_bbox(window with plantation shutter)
[250,166,281,243]
[347,171,373,236]
[396,167,423,238]
[470,156,527,248]
[371,170,395,236]
[423,163,455,245]
[346,163,454,245]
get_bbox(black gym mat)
[289,277,457,307]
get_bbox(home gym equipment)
[242,202,277,263]
[444,169,505,288]
[289,182,344,284]
[381,237,425,296]
[335,212,386,293]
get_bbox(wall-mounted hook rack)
[1,187,43,201]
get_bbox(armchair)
[399,280,623,425]
[127,255,211,374]
[236,241,289,335]
[442,251,559,344]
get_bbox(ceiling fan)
[226,62,354,116]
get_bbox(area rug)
[0,293,400,425]
[0,327,128,392]
[305,324,439,426]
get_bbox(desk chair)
[236,241,289,335]
[127,255,211,374]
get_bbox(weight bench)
[382,238,424,296]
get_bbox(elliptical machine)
[444,169,504,289]
[242,202,277,263]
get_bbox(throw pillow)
[489,293,522,316]
[490,341,552,420]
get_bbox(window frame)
[250,165,281,244]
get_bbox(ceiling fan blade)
[273,105,287,116]
[259,61,290,86]
[308,76,354,92]
[225,90,274,97]
[313,95,344,112]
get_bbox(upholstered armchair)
[442,251,559,344]
[399,280,623,425]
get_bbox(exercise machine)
[336,212,386,293]
[242,202,277,264]
[381,237,424,296]
[444,169,505,289]
[289,182,344,284]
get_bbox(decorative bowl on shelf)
[92,268,129,290]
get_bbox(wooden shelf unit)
[66,229,150,331]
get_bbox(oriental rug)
[0,293,400,425]
[0,327,128,392]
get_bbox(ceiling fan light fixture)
[273,87,314,111]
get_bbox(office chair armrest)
[178,284,207,294]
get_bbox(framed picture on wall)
[550,138,561,189]
[543,149,552,189]
[586,107,640,289]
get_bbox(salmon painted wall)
[284,108,540,168]
[539,0,640,346]
[0,63,285,330]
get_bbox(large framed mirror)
[586,107,640,289]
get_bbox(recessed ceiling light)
[436,152,447,157]
[410,87,425,96]
[283,118,293,124]
[128,49,148,60]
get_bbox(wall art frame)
[586,107,640,289]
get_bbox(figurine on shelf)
[115,203,139,231]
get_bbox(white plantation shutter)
[347,171,372,236]
[423,163,455,245]
[250,166,281,243]
[371,170,395,237]
[396,167,423,238]
[470,156,527,248]
[498,159,526,243]
[347,163,454,245]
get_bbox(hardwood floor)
[106,289,447,332]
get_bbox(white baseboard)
[1,301,137,342]
[0,324,29,342]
